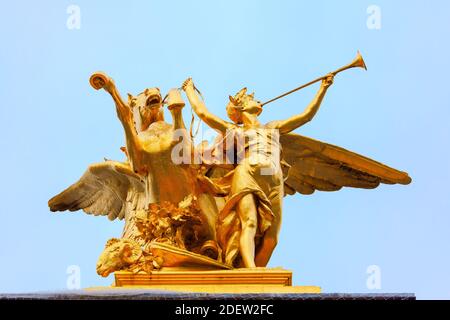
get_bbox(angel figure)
[182,76,411,268]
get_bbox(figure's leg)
[237,194,258,268]
[254,225,279,267]
[254,192,282,267]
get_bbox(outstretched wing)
[48,161,145,220]
[280,133,412,196]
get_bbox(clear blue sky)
[0,0,449,299]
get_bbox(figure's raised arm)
[90,72,133,124]
[272,74,334,134]
[182,78,231,134]
[90,72,145,174]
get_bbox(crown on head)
[229,87,255,106]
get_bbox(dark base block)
[0,290,415,300]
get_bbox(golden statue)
[48,52,411,288]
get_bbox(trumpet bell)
[331,51,368,76]
[353,51,368,71]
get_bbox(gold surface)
[110,267,321,294]
[49,54,411,279]
[182,73,411,268]
[148,242,231,269]
[115,268,292,286]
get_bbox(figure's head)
[128,88,164,132]
[226,87,262,124]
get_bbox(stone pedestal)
[113,267,321,294]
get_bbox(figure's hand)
[321,73,334,89]
[182,77,194,92]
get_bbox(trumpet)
[261,51,367,107]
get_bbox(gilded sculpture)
[48,52,411,277]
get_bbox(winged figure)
[48,68,411,274]
[182,76,411,268]
[49,73,220,254]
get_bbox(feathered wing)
[48,161,145,220]
[280,133,412,196]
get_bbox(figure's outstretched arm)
[272,74,334,134]
[182,78,231,134]
[90,72,145,174]
[90,72,133,124]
